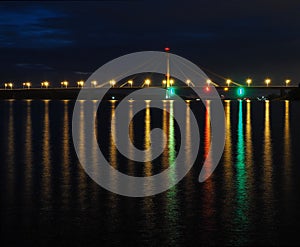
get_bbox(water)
[1,99,300,246]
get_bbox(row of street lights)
[1,78,294,89]
[224,78,291,87]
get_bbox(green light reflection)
[234,100,249,242]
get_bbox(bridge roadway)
[0,86,298,100]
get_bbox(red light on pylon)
[164,47,170,52]
[205,86,210,92]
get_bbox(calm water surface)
[1,99,300,246]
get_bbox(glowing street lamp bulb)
[186,79,191,86]
[61,81,68,88]
[24,82,31,88]
[91,80,97,87]
[8,83,13,89]
[246,78,252,86]
[285,79,291,86]
[170,79,174,85]
[110,80,116,87]
[206,79,212,85]
[162,80,167,85]
[42,81,49,88]
[226,79,231,86]
[145,79,151,87]
[128,80,133,87]
[265,78,271,86]
[77,80,84,87]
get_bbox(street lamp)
[246,78,252,87]
[162,80,167,87]
[206,79,212,86]
[170,79,174,86]
[145,79,151,87]
[128,80,133,88]
[41,81,49,88]
[91,80,97,87]
[24,82,31,89]
[61,81,68,88]
[77,80,84,87]
[265,78,271,87]
[186,79,191,87]
[226,79,231,87]
[285,79,291,87]
[110,80,116,87]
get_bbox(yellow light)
[226,79,231,86]
[206,79,212,85]
[110,80,116,87]
[285,79,291,86]
[41,81,49,88]
[24,82,31,88]
[224,87,229,91]
[128,80,133,87]
[145,79,151,87]
[77,80,84,87]
[186,79,191,86]
[170,79,174,85]
[265,78,271,86]
[162,80,167,85]
[246,78,252,86]
[91,80,97,87]
[61,81,68,87]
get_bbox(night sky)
[1,0,300,86]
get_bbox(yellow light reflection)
[223,100,233,194]
[24,101,33,204]
[263,100,274,224]
[7,101,15,202]
[284,101,291,198]
[42,100,51,205]
[62,100,71,207]
[144,101,152,178]
[202,100,216,230]
[78,101,87,208]
[246,101,254,189]
[128,101,134,176]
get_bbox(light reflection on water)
[0,99,299,246]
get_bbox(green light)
[168,87,175,96]
[237,87,245,97]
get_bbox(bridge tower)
[165,47,171,99]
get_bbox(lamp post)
[207,79,212,86]
[186,79,191,87]
[41,81,49,88]
[145,79,151,87]
[265,78,271,87]
[110,80,116,88]
[128,80,133,88]
[61,81,68,88]
[226,79,231,87]
[285,79,291,87]
[24,82,31,89]
[91,80,97,87]
[246,78,252,87]
[77,80,84,87]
